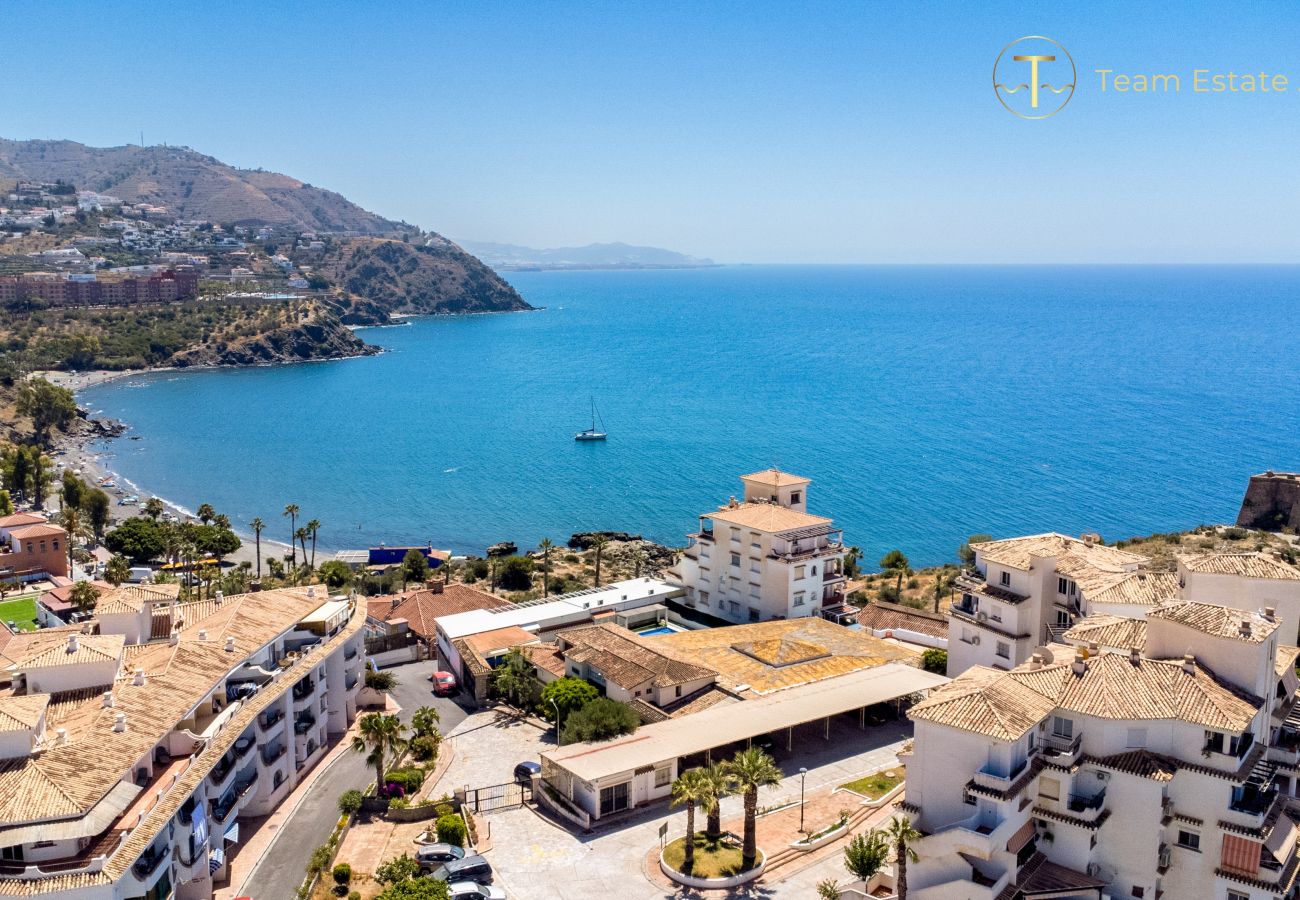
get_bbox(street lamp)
[550,698,563,746]
[799,767,808,833]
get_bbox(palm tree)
[880,549,911,597]
[57,505,88,574]
[295,527,310,571]
[882,815,921,900]
[283,504,299,569]
[725,747,783,871]
[351,713,406,797]
[701,762,736,841]
[591,534,609,587]
[105,555,131,586]
[670,769,711,874]
[250,518,265,580]
[69,580,99,614]
[212,513,231,530]
[306,519,321,568]
[143,497,165,520]
[410,705,441,739]
[490,648,537,708]
[196,503,215,525]
[538,538,554,595]
[631,546,648,578]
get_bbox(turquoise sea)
[80,266,1300,566]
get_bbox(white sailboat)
[575,398,607,441]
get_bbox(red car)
[431,671,458,695]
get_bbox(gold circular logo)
[994,36,1076,120]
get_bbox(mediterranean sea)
[79,265,1300,566]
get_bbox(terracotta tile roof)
[663,685,738,718]
[1086,571,1179,607]
[374,584,507,640]
[911,650,1260,739]
[0,513,45,529]
[16,634,124,669]
[1147,601,1280,643]
[1088,749,1179,782]
[740,469,811,488]
[1063,615,1148,651]
[93,583,180,616]
[39,581,111,612]
[857,601,948,640]
[0,695,47,732]
[557,623,714,690]
[1181,552,1300,581]
[453,638,491,677]
[646,617,917,695]
[463,625,538,657]
[972,532,1147,573]
[705,502,831,534]
[524,644,566,678]
[1278,645,1300,678]
[5,524,64,541]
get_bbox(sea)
[79,265,1300,566]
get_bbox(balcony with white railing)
[1040,732,1082,767]
[973,756,1032,793]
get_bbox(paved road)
[238,658,471,900]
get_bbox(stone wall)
[1237,471,1300,530]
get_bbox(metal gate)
[468,781,531,813]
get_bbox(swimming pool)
[637,626,676,636]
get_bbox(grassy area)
[841,766,904,800]
[0,596,38,631]
[662,834,752,878]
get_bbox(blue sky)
[4,1,1299,262]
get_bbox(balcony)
[954,573,1029,605]
[1040,733,1082,767]
[1066,788,1107,822]
[234,734,255,759]
[235,769,259,798]
[344,644,358,661]
[769,540,843,563]
[261,744,287,767]
[294,713,316,735]
[345,674,359,691]
[259,708,283,732]
[291,678,315,702]
[974,757,1029,792]
[132,844,170,881]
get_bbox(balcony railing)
[132,844,170,880]
[1041,733,1082,765]
[974,757,1029,790]
[259,708,283,732]
[291,678,315,701]
[1067,789,1106,815]
[294,714,316,735]
[261,744,286,766]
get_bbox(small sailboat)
[575,398,608,441]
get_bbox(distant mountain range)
[459,240,716,270]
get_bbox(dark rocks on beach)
[567,531,643,550]
[486,541,518,558]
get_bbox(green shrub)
[349,893,362,900]
[337,789,363,816]
[436,813,467,847]
[1224,526,1248,540]
[332,862,352,886]
[374,853,420,885]
[920,649,948,674]
[560,697,639,743]
[435,802,455,818]
[409,734,441,762]
[389,797,410,809]
[307,844,333,876]
[386,767,425,794]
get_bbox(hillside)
[460,239,716,270]
[0,139,405,234]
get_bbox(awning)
[208,847,225,874]
[1007,818,1037,853]
[224,822,240,844]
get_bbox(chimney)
[1183,652,1196,675]
[390,595,399,611]
[169,631,179,646]
[224,636,235,653]
[432,582,443,595]
[112,712,127,733]
[1239,620,1253,638]
[55,727,67,746]
[307,587,316,599]
[1265,606,1277,620]
[1130,646,1141,665]
[132,667,145,686]
[66,634,78,653]
[214,590,223,605]
[198,629,207,641]
[1088,642,1100,656]
[1028,652,1043,670]
[102,691,114,708]
[1071,649,1088,676]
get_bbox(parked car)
[429,855,493,885]
[430,670,458,695]
[416,842,466,871]
[446,882,505,900]
[513,761,541,784]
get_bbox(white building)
[0,585,365,899]
[1178,552,1300,644]
[904,599,1300,900]
[667,469,850,624]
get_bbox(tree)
[70,580,99,613]
[82,488,110,538]
[196,503,215,524]
[670,769,710,874]
[376,878,450,900]
[491,648,539,707]
[535,537,555,594]
[365,667,397,691]
[61,469,85,511]
[306,519,321,568]
[104,516,165,563]
[541,676,599,722]
[958,533,992,568]
[16,378,76,444]
[882,815,921,900]
[319,559,353,589]
[373,853,420,886]
[399,548,429,590]
[105,554,131,586]
[143,497,165,520]
[560,697,639,743]
[591,534,609,587]
[843,546,863,578]
[295,527,310,569]
[0,490,11,517]
[351,712,406,797]
[58,505,90,573]
[725,747,783,871]
[844,829,890,884]
[410,705,441,739]
[701,762,736,841]
[337,789,363,817]
[283,503,299,569]
[879,549,911,597]
[496,555,534,591]
[250,517,264,580]
[817,878,842,900]
[920,649,948,674]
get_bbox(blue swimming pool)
[637,626,676,636]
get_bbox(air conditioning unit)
[976,611,989,623]
[971,635,981,645]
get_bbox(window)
[794,592,805,607]
[730,552,741,567]
[1055,610,1071,626]
[1132,889,1144,899]
[1176,830,1200,851]
[988,605,1002,623]
[1126,727,1148,749]
[794,565,806,580]
[675,685,682,698]
[728,601,740,616]
[1000,571,1011,587]
[1227,892,1249,900]
[654,766,671,788]
[791,491,801,504]
[1051,716,1073,739]
[1038,776,1060,801]
[996,641,1010,659]
[699,591,709,606]
[1204,730,1224,754]
[1058,577,1068,595]
[961,628,974,644]
[748,607,760,622]
[600,781,630,815]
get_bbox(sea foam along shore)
[37,368,294,570]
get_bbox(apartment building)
[904,599,1300,900]
[0,584,365,899]
[668,469,851,624]
[0,512,69,581]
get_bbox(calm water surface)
[81,266,1300,565]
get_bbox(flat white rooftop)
[437,578,682,641]
[543,662,948,783]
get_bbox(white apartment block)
[947,533,1300,677]
[904,599,1300,900]
[668,469,850,624]
[0,583,365,900]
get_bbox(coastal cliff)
[1237,471,1300,531]
[167,308,377,368]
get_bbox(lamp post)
[550,698,563,746]
[799,767,808,833]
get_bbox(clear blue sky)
[4,1,1299,262]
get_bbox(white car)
[447,882,505,900]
